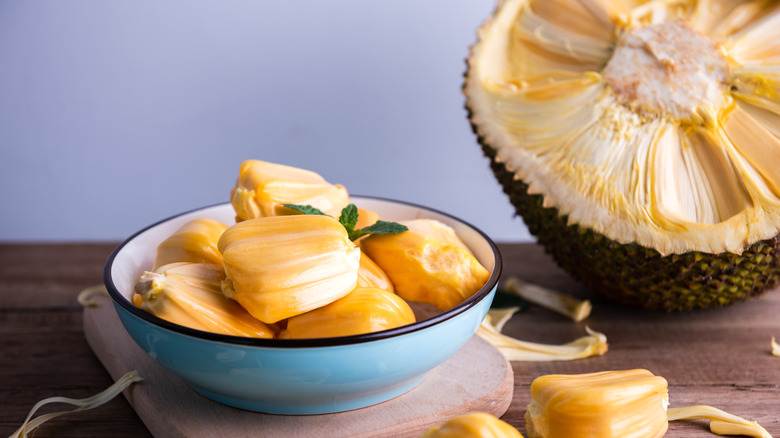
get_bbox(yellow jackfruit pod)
[361,219,490,311]
[218,214,360,324]
[353,207,381,246]
[524,369,669,438]
[357,252,394,292]
[153,218,228,270]
[229,159,349,221]
[356,208,380,229]
[134,262,276,338]
[421,412,523,438]
[279,287,415,339]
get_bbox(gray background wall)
[0,0,533,243]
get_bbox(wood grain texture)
[497,244,780,435]
[82,292,513,438]
[2,243,780,437]
[1,243,151,438]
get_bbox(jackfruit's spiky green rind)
[479,141,780,311]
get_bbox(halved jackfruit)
[230,159,349,221]
[218,214,360,324]
[465,0,780,310]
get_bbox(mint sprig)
[338,204,361,232]
[283,203,408,241]
[283,204,327,216]
[349,220,409,241]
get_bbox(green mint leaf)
[349,219,408,241]
[360,220,409,235]
[348,229,371,241]
[338,204,359,234]
[282,203,408,242]
[282,204,328,216]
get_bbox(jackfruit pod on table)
[525,369,772,438]
[361,219,490,311]
[230,159,349,221]
[356,252,394,292]
[153,218,227,270]
[524,369,670,438]
[134,262,276,338]
[218,214,360,324]
[421,412,523,438]
[279,287,415,339]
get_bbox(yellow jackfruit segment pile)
[132,160,490,339]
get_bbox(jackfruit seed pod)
[279,287,415,339]
[356,207,380,228]
[361,219,490,311]
[421,412,523,438]
[524,369,669,438]
[153,218,228,270]
[230,159,349,221]
[357,252,394,292]
[218,214,360,324]
[354,207,381,246]
[134,262,276,338]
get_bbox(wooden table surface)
[2,243,778,437]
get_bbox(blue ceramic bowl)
[104,196,502,414]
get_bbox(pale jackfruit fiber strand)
[504,276,591,322]
[465,0,780,256]
[22,284,141,438]
[476,307,608,361]
[10,370,143,438]
[76,284,108,307]
[667,405,772,438]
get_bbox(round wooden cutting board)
[83,292,514,438]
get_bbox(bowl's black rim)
[104,195,503,348]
